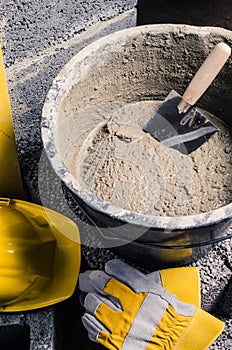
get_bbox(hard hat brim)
[0,198,81,312]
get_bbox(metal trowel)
[143,42,231,154]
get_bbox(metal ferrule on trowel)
[180,107,211,129]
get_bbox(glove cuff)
[174,307,224,350]
[160,267,200,307]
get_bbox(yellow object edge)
[173,307,225,350]
[160,267,201,307]
[0,45,25,199]
[0,198,81,312]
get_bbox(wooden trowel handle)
[178,42,231,113]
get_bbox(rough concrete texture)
[194,240,232,349]
[0,1,137,349]
[1,0,136,66]
[0,1,232,350]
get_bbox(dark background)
[137,0,232,29]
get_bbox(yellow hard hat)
[0,198,81,312]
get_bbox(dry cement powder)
[66,101,232,216]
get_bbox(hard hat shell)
[0,198,81,312]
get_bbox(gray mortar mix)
[71,101,232,216]
[0,2,232,350]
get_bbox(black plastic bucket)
[42,24,232,267]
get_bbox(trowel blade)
[143,90,219,155]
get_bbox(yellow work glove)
[79,259,224,350]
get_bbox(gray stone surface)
[1,0,136,66]
[194,239,232,349]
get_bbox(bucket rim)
[41,23,232,231]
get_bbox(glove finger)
[147,271,162,284]
[79,270,123,310]
[82,312,110,342]
[84,292,122,315]
[108,295,122,311]
[79,270,109,293]
[78,271,94,292]
[106,259,144,279]
[79,291,86,307]
[106,259,163,294]
[84,292,123,334]
[105,259,151,291]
